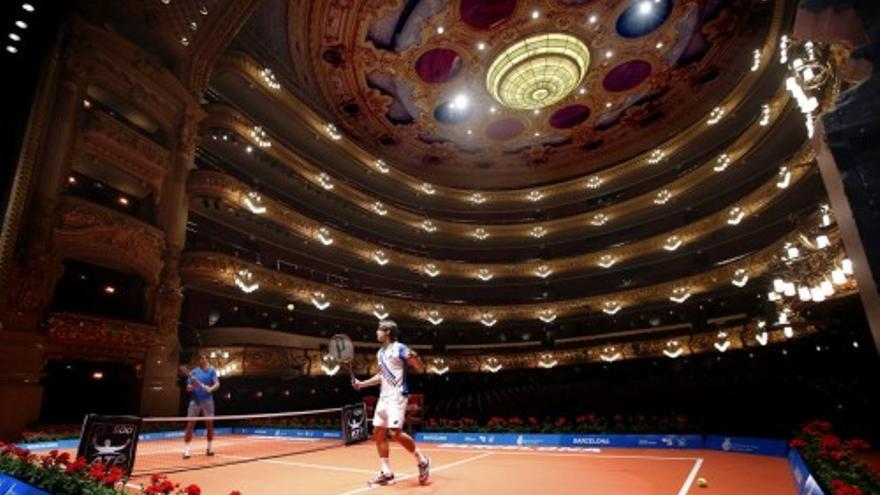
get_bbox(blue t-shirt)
[189,367,217,403]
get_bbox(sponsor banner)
[416,433,702,449]
[788,449,826,495]
[561,434,703,449]
[705,436,788,457]
[416,433,560,447]
[0,473,52,495]
[233,427,341,439]
[17,439,81,451]
[138,427,234,442]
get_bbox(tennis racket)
[328,334,356,386]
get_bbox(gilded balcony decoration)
[195,321,817,377]
[78,109,171,190]
[187,154,814,281]
[179,230,802,325]
[202,83,792,213]
[45,312,162,352]
[54,195,165,286]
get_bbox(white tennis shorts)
[373,395,408,429]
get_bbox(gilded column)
[140,103,204,417]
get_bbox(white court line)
[216,454,376,475]
[677,458,704,495]
[334,452,493,495]
[346,443,700,460]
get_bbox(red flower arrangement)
[0,441,244,495]
[790,421,879,495]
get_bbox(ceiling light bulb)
[588,14,598,24]
[15,20,27,29]
[436,26,445,34]
[477,42,486,51]
[531,9,540,19]
[451,93,469,111]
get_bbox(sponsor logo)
[421,434,448,442]
[572,437,611,446]
[722,438,733,451]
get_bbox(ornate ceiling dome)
[276,0,778,189]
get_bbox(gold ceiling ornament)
[486,33,590,111]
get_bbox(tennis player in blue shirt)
[183,353,220,459]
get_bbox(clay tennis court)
[117,435,796,495]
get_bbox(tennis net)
[124,405,366,476]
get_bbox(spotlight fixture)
[706,106,725,125]
[260,68,281,90]
[776,166,791,189]
[427,310,444,325]
[647,149,666,164]
[243,191,267,215]
[234,270,259,294]
[534,265,552,279]
[669,287,691,303]
[311,292,330,310]
[324,123,342,140]
[727,206,745,225]
[527,190,544,202]
[430,358,449,375]
[654,189,672,205]
[760,103,771,126]
[317,172,334,190]
[424,263,440,277]
[317,227,333,246]
[372,304,389,320]
[372,250,389,266]
[529,226,548,239]
[601,301,621,315]
[483,357,502,373]
[598,255,617,268]
[538,309,557,323]
[600,347,621,363]
[250,126,272,147]
[663,235,682,251]
[479,313,497,327]
[731,268,749,287]
[663,340,684,359]
[713,153,732,172]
